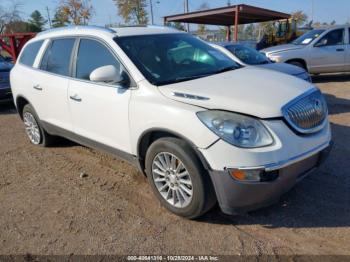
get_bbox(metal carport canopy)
[164,4,290,41]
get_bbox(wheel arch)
[285,58,308,71]
[15,95,30,119]
[137,128,211,176]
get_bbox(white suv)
[11,26,331,218]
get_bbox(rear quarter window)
[19,40,44,67]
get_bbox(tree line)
[0,0,150,34]
[0,0,347,35]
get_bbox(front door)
[68,38,132,153]
[308,28,346,73]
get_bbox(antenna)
[150,0,154,25]
[184,0,189,32]
[46,6,52,29]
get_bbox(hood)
[158,67,313,118]
[256,62,306,76]
[262,44,305,55]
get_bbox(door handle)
[69,94,82,102]
[33,84,42,91]
[336,48,344,52]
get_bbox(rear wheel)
[145,137,216,219]
[22,104,55,147]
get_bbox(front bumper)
[208,144,332,215]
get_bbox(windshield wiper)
[174,73,213,82]
[214,65,238,74]
[156,66,239,86]
[156,73,213,85]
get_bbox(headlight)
[197,110,274,148]
[268,55,281,63]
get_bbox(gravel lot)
[0,74,349,256]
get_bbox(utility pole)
[46,6,52,29]
[150,0,154,25]
[184,0,189,32]
[311,0,314,22]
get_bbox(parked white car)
[210,42,311,82]
[262,25,350,74]
[10,26,331,218]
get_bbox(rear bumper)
[209,143,332,215]
[0,86,12,101]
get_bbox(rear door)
[308,28,346,73]
[35,38,76,132]
[68,37,132,153]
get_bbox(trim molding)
[41,121,141,170]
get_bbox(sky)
[2,0,350,28]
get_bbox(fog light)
[229,169,279,182]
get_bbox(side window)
[317,29,344,46]
[40,38,75,76]
[19,40,44,67]
[76,39,121,80]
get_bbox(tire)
[22,104,55,147]
[145,137,216,219]
[288,61,306,70]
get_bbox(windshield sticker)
[302,38,312,44]
[208,50,229,61]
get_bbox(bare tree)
[0,1,22,34]
[113,0,148,25]
[291,11,308,26]
[57,0,94,25]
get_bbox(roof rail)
[37,25,116,36]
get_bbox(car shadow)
[324,93,350,115]
[312,73,350,84]
[198,121,350,228]
[0,100,16,115]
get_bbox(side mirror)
[90,65,128,86]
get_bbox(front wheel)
[287,61,306,70]
[145,137,216,219]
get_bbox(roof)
[34,25,181,40]
[112,25,181,36]
[164,4,290,26]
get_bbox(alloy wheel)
[152,152,193,208]
[23,112,41,145]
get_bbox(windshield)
[115,33,240,86]
[292,29,325,45]
[225,44,270,65]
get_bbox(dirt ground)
[0,74,350,256]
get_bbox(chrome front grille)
[282,89,328,134]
